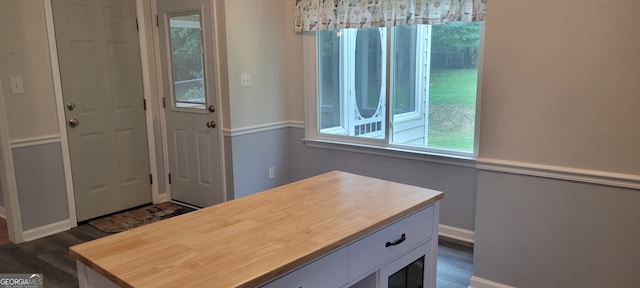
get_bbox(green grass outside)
[427,69,478,152]
[429,69,478,106]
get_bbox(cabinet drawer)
[347,205,434,281]
[261,247,348,288]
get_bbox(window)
[310,22,482,156]
[168,12,206,109]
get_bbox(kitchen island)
[71,171,443,288]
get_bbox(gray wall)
[288,128,478,231]
[12,143,69,230]
[226,127,477,231]
[472,0,640,287]
[230,128,294,199]
[475,171,640,287]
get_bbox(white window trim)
[302,24,484,160]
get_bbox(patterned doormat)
[88,202,195,233]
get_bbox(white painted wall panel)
[225,0,288,130]
[0,0,60,140]
[479,0,640,175]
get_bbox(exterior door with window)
[157,0,223,208]
[53,0,151,221]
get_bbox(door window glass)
[168,12,206,109]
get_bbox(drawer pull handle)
[385,233,406,247]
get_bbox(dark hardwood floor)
[0,224,109,287]
[437,237,474,288]
[0,224,473,288]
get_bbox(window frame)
[302,23,485,160]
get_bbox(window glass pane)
[427,22,480,152]
[355,29,383,119]
[391,25,417,115]
[314,23,479,153]
[318,30,341,130]
[169,13,205,109]
[352,28,386,139]
[389,25,427,147]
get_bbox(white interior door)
[53,0,152,221]
[157,0,223,208]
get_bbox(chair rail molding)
[227,121,302,137]
[476,158,640,190]
[9,135,61,148]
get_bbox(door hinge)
[156,15,159,27]
[136,18,139,31]
[168,173,172,184]
[162,97,166,108]
[143,99,147,111]
[149,174,153,185]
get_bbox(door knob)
[69,118,80,128]
[206,121,216,128]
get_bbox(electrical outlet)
[268,166,275,179]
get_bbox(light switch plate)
[240,73,251,87]
[9,77,24,94]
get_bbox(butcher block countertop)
[70,171,443,288]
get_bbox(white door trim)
[0,78,25,243]
[150,0,172,201]
[44,0,77,227]
[136,0,166,204]
[209,0,228,203]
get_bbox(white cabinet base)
[77,261,119,288]
[260,203,440,288]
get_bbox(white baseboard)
[0,206,6,219]
[22,220,72,242]
[439,224,474,244]
[469,276,516,288]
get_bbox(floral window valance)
[294,0,487,32]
